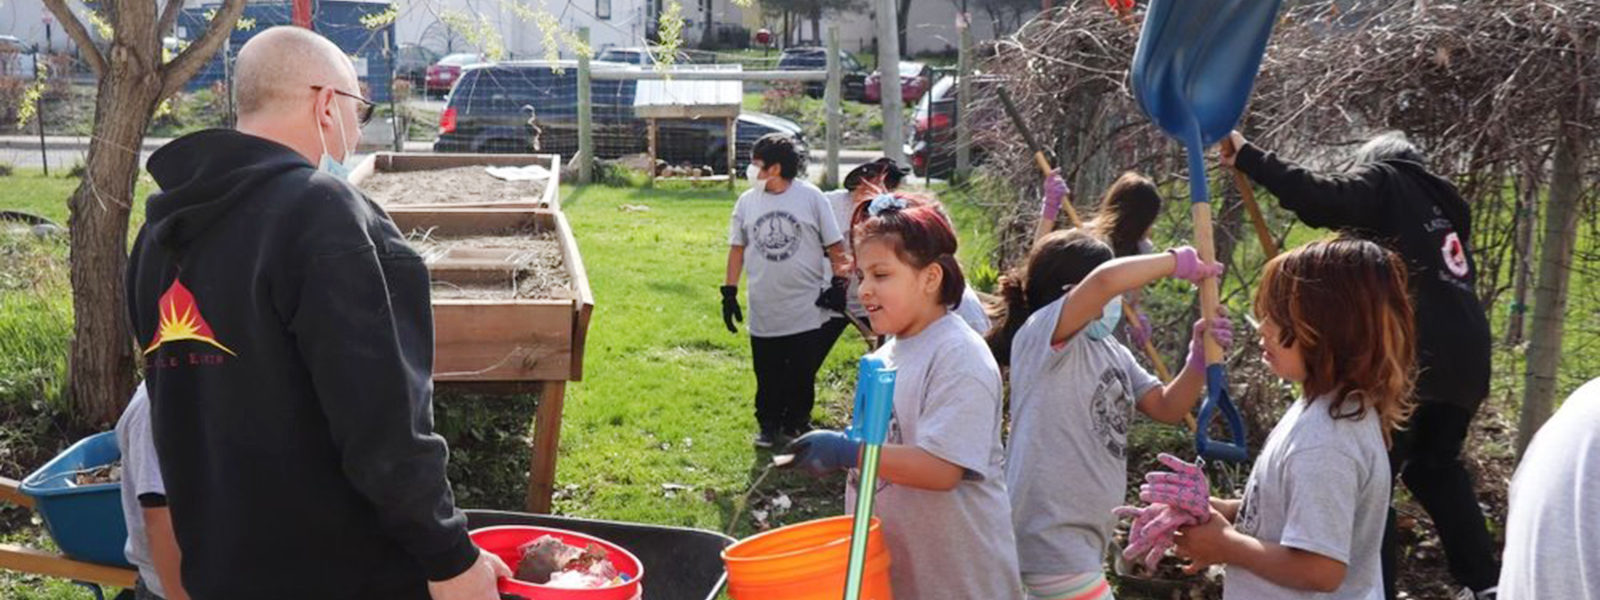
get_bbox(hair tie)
[868,194,907,217]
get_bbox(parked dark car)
[434,62,807,173]
[776,47,867,101]
[426,52,484,97]
[907,74,1000,179]
[396,43,439,85]
[864,61,932,105]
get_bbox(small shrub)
[0,163,12,177]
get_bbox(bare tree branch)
[155,0,187,44]
[41,0,108,75]
[159,0,245,99]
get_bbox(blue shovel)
[843,355,896,600]
[1131,0,1283,463]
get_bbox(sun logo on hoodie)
[145,278,236,356]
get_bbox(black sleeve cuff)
[419,526,481,582]
[136,493,168,508]
[1236,143,1268,177]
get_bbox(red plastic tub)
[471,525,644,600]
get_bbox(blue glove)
[780,430,859,477]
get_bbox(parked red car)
[425,53,484,97]
[864,61,932,104]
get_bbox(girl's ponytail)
[986,270,1032,367]
[985,230,1114,367]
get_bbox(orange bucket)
[721,515,893,600]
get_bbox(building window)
[597,0,611,20]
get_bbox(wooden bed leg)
[526,380,567,514]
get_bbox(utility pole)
[875,0,904,164]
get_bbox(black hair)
[985,230,1114,366]
[752,133,802,180]
[843,158,908,192]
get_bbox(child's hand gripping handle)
[847,355,897,446]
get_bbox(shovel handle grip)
[1220,137,1278,259]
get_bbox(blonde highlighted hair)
[1253,237,1417,444]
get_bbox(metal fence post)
[824,26,841,189]
[577,27,594,184]
[955,16,972,182]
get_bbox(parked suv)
[907,74,1000,179]
[776,47,867,101]
[434,62,807,173]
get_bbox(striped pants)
[1022,571,1115,600]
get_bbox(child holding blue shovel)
[781,194,1023,600]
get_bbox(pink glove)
[1040,171,1069,221]
[1168,247,1224,284]
[1139,453,1212,523]
[1184,314,1234,372]
[1127,311,1152,348]
[1114,503,1197,571]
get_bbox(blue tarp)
[177,1,398,102]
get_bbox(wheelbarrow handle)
[0,476,32,509]
[1195,365,1249,463]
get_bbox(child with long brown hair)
[781,193,1023,599]
[990,228,1230,600]
[1085,172,1165,347]
[1173,237,1415,599]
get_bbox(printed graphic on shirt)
[1235,476,1261,536]
[145,278,235,356]
[1440,231,1469,278]
[753,211,803,262]
[1090,368,1133,459]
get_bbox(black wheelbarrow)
[465,510,735,600]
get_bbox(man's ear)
[314,87,337,127]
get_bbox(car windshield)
[440,53,481,66]
[917,76,956,114]
[600,49,648,64]
[898,62,924,77]
[779,50,825,68]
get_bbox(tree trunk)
[1516,120,1584,458]
[1505,158,1540,345]
[69,48,165,428]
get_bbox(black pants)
[751,326,833,433]
[1381,402,1501,596]
[817,316,852,354]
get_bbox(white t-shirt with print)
[1226,396,1390,600]
[728,179,844,337]
[1005,295,1162,575]
[846,312,1023,600]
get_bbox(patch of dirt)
[406,228,571,300]
[363,166,548,206]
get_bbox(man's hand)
[1174,506,1237,575]
[1219,131,1248,168]
[428,548,511,600]
[720,285,743,333]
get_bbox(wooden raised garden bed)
[351,152,562,210]
[355,153,589,514]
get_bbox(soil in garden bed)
[406,228,572,300]
[365,166,549,206]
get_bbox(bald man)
[126,27,508,600]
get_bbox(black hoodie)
[126,129,477,599]
[1236,143,1491,411]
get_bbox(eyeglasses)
[310,85,376,126]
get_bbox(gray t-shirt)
[1005,296,1161,575]
[820,189,867,319]
[846,312,1023,600]
[954,287,991,334]
[728,179,843,337]
[116,383,169,598]
[1499,377,1600,600]
[1226,396,1390,600]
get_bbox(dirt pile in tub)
[405,225,572,300]
[364,166,548,205]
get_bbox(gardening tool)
[844,312,878,351]
[995,87,1083,233]
[844,355,896,600]
[1131,0,1283,462]
[1221,136,1279,259]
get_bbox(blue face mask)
[1083,294,1124,341]
[315,102,356,181]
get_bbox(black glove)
[779,430,859,477]
[816,276,849,314]
[720,285,743,333]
